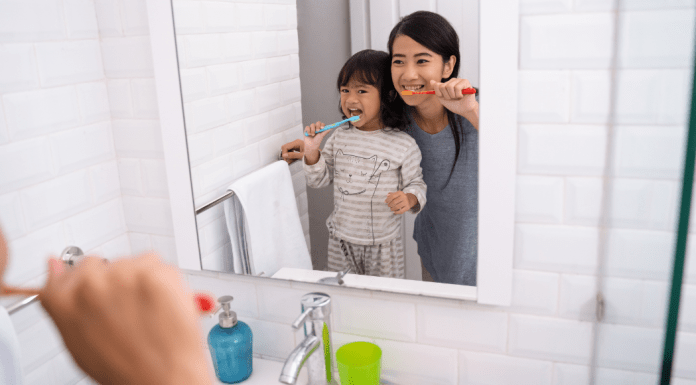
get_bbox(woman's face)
[340,77,382,131]
[391,35,455,108]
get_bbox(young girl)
[303,49,427,279]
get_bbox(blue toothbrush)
[304,116,360,136]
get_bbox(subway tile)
[121,196,174,236]
[180,67,208,102]
[234,3,265,31]
[0,44,39,93]
[17,317,64,372]
[268,104,295,134]
[293,103,302,126]
[277,30,299,55]
[674,332,696,379]
[416,304,508,352]
[111,119,164,158]
[49,122,113,174]
[207,63,240,96]
[518,70,569,123]
[50,350,86,384]
[128,232,152,254]
[0,0,65,43]
[519,0,572,14]
[213,122,245,157]
[290,55,300,79]
[107,79,134,118]
[221,32,254,63]
[639,280,669,328]
[280,78,301,105]
[0,192,25,241]
[605,228,675,280]
[622,0,696,9]
[265,4,289,29]
[76,82,111,124]
[150,234,177,265]
[101,36,154,78]
[226,89,257,121]
[88,159,121,204]
[515,176,564,223]
[35,40,104,87]
[198,215,228,256]
[609,179,678,231]
[120,0,149,36]
[229,141,259,179]
[200,243,231,272]
[172,1,203,34]
[552,363,589,385]
[117,159,144,196]
[187,130,214,167]
[257,133,286,165]
[193,154,235,196]
[619,9,695,68]
[595,323,662,372]
[267,55,292,83]
[0,137,54,194]
[458,351,553,385]
[94,0,123,37]
[242,318,295,360]
[22,356,53,385]
[242,113,271,145]
[570,71,611,124]
[509,314,593,364]
[255,282,307,324]
[185,34,224,68]
[613,125,684,179]
[680,285,696,333]
[372,338,457,385]
[4,86,80,141]
[601,277,645,326]
[520,13,614,69]
[518,124,606,176]
[141,159,169,197]
[240,59,268,89]
[64,0,99,39]
[131,78,159,119]
[64,199,126,251]
[0,106,6,145]
[255,83,282,113]
[514,224,599,274]
[186,96,229,133]
[203,2,237,33]
[574,0,615,11]
[21,170,91,231]
[332,295,416,342]
[287,4,297,29]
[5,222,66,285]
[558,274,597,321]
[616,69,692,125]
[99,233,131,260]
[510,270,559,316]
[188,274,259,317]
[564,177,602,226]
[252,31,278,59]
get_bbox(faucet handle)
[291,307,313,329]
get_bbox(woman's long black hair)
[336,49,408,130]
[387,11,469,186]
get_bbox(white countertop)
[213,357,307,385]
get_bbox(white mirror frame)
[145,0,518,306]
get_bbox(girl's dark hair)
[336,49,407,130]
[387,11,467,186]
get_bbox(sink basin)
[212,358,307,384]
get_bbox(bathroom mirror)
[147,0,517,305]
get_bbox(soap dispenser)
[208,295,253,383]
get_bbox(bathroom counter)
[212,358,307,385]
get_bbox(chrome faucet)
[279,292,337,385]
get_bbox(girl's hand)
[281,139,305,165]
[430,78,479,129]
[385,192,418,215]
[40,253,212,385]
[303,121,330,165]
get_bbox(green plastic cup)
[336,341,382,385]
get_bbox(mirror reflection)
[172,1,480,287]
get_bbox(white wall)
[171,0,309,271]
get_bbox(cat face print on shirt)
[334,149,390,197]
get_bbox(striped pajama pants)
[327,234,405,279]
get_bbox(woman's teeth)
[403,85,424,91]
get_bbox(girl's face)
[340,77,382,131]
[391,35,455,108]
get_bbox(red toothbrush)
[401,88,476,96]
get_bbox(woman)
[282,11,478,286]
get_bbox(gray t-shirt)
[407,113,478,286]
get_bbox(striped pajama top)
[304,126,427,246]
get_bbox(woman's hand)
[281,139,305,165]
[303,121,330,166]
[40,253,211,385]
[385,192,418,215]
[430,78,479,130]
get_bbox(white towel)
[0,307,23,385]
[223,161,312,276]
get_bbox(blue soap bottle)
[208,295,253,383]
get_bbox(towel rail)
[5,246,86,315]
[195,191,235,215]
